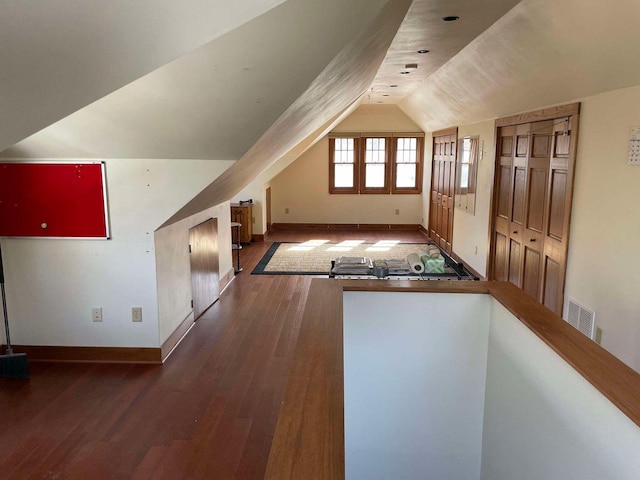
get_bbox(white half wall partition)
[343,292,490,480]
[482,300,640,480]
[342,290,640,480]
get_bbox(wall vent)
[565,298,596,340]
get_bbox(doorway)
[189,217,220,320]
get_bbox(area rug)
[251,241,464,276]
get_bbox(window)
[329,137,358,194]
[393,137,423,193]
[361,137,390,193]
[329,132,423,194]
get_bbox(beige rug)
[252,241,449,275]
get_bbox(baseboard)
[220,268,234,291]
[1,345,162,364]
[418,224,429,237]
[271,223,421,231]
[449,250,485,280]
[160,267,234,361]
[160,311,195,361]
[252,234,264,242]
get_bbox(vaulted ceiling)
[0,0,519,161]
[3,0,640,226]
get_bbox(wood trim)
[271,223,421,231]
[265,280,640,480]
[329,131,425,138]
[160,312,195,361]
[432,126,458,137]
[495,102,580,127]
[391,136,424,194]
[2,345,162,364]
[219,267,235,292]
[251,234,264,242]
[329,137,359,195]
[486,123,501,279]
[359,135,391,194]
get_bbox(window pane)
[396,164,417,188]
[365,138,386,164]
[335,138,355,164]
[335,164,354,187]
[365,164,385,188]
[396,137,418,163]
[460,164,469,188]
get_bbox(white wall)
[0,158,233,348]
[451,120,496,278]
[270,104,424,226]
[155,201,233,345]
[482,299,640,480]
[411,84,640,372]
[564,85,640,372]
[343,292,490,480]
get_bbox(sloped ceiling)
[401,0,640,131]
[1,0,391,160]
[0,0,286,152]
[161,0,414,227]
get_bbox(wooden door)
[540,118,576,314]
[266,187,272,234]
[521,121,553,300]
[493,125,515,282]
[429,129,456,253]
[189,218,220,320]
[490,104,580,316]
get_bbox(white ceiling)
[401,0,640,131]
[1,0,391,160]
[4,0,640,226]
[1,0,521,161]
[0,0,287,153]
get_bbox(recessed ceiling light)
[400,71,410,75]
[418,49,430,54]
[390,84,398,87]
[442,16,459,21]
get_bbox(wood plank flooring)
[0,229,428,479]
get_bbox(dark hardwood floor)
[0,229,428,479]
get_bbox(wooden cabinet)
[230,203,253,243]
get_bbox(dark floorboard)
[0,229,429,479]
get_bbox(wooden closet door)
[541,118,575,315]
[189,218,220,320]
[493,126,515,282]
[522,121,553,300]
[490,104,580,318]
[430,131,456,253]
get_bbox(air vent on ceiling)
[565,298,596,340]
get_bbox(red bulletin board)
[0,162,110,238]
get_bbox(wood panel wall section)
[264,279,640,480]
[489,103,580,315]
[429,127,457,253]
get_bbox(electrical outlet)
[285,208,290,214]
[252,216,255,224]
[395,209,400,215]
[92,307,103,322]
[474,246,478,255]
[132,307,142,322]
